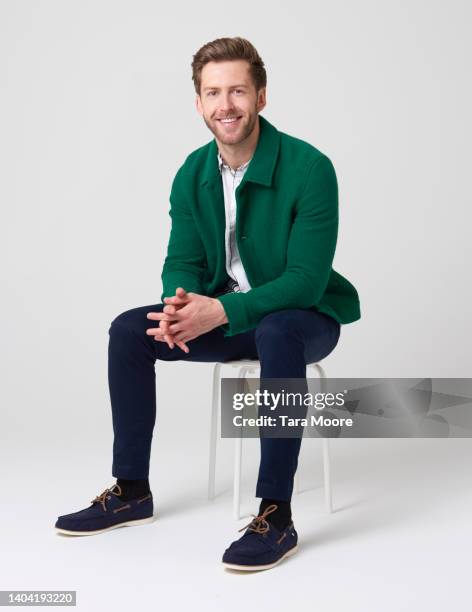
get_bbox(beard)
[203,108,259,145]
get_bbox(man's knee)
[109,303,164,337]
[255,310,304,345]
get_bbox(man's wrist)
[213,298,228,325]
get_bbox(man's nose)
[219,93,235,111]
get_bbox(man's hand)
[146,287,228,352]
[146,287,190,353]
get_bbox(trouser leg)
[107,303,258,479]
[254,309,341,502]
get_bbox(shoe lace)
[91,484,122,512]
[238,503,278,535]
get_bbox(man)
[55,37,361,571]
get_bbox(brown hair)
[191,37,267,96]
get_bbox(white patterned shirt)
[217,150,253,294]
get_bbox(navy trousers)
[108,304,341,502]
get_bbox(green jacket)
[161,114,361,337]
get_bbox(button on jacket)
[161,114,361,337]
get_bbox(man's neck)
[216,115,260,171]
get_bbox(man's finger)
[161,322,174,348]
[173,331,196,343]
[161,320,175,350]
[163,295,189,306]
[176,340,189,354]
[146,327,173,336]
[168,323,183,333]
[153,330,189,353]
[147,311,180,321]
[153,335,171,344]
[147,312,182,322]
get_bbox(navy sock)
[258,498,292,531]
[116,478,150,501]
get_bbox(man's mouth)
[217,116,242,125]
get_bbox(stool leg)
[294,363,319,497]
[312,363,333,513]
[314,362,327,382]
[208,363,221,500]
[322,438,332,513]
[233,366,248,520]
[233,435,242,520]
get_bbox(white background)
[1,1,471,610]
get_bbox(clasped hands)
[145,287,228,353]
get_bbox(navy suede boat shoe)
[222,504,298,571]
[55,483,155,536]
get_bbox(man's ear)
[195,95,203,116]
[257,87,267,114]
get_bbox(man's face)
[195,60,266,146]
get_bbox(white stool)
[207,359,332,519]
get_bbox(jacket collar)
[200,114,280,188]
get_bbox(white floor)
[2,436,471,612]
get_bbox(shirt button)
[241,235,247,240]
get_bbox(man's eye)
[206,90,244,96]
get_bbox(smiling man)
[54,37,361,571]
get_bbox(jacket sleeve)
[160,165,207,301]
[216,155,339,336]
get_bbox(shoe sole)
[55,515,156,536]
[222,544,299,571]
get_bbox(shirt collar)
[217,150,252,174]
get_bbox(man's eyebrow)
[203,84,248,91]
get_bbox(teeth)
[220,117,239,123]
